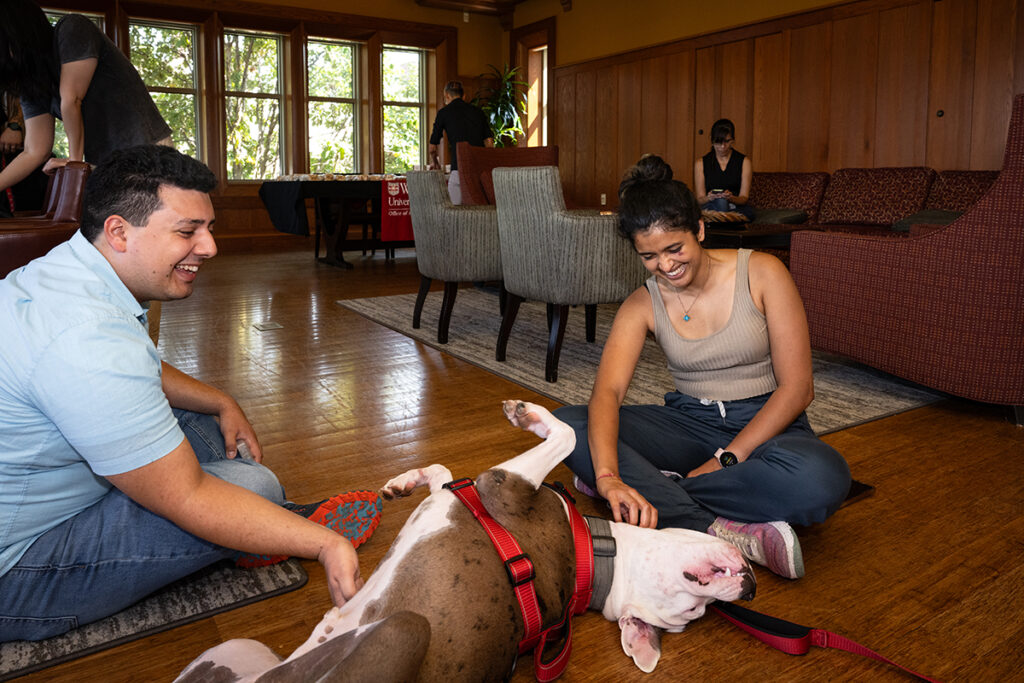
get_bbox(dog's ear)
[618,616,662,673]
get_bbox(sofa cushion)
[891,208,962,232]
[816,167,935,226]
[749,171,829,223]
[925,170,999,211]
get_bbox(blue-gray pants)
[554,392,851,532]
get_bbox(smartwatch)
[714,448,739,468]
[5,122,21,132]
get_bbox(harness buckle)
[442,478,474,491]
[504,553,535,587]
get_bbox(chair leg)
[413,275,431,329]
[546,303,554,333]
[546,304,569,383]
[498,283,508,317]
[496,294,524,361]
[1014,405,1023,427]
[585,304,597,343]
[438,282,459,344]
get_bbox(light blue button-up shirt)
[0,231,183,575]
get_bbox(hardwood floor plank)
[13,247,1022,682]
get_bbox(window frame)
[305,37,361,174]
[381,45,428,172]
[127,18,203,158]
[222,28,286,182]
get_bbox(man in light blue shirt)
[0,145,365,641]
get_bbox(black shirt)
[429,97,491,170]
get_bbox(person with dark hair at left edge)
[0,145,381,643]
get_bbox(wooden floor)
[19,244,1024,682]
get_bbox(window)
[129,21,201,158]
[307,39,358,174]
[381,46,425,174]
[223,30,283,180]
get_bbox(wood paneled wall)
[551,0,1024,208]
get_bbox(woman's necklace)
[674,257,712,322]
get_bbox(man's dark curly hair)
[0,0,58,105]
[81,145,218,242]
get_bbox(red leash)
[443,478,593,682]
[711,602,944,682]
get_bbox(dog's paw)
[502,400,555,439]
[380,473,419,499]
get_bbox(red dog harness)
[442,478,593,682]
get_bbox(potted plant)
[473,64,527,148]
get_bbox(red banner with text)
[381,178,414,241]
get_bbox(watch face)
[719,451,739,467]
[6,122,21,132]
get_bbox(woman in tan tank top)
[553,155,850,581]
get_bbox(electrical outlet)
[463,10,469,22]
[600,193,607,205]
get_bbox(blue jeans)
[554,393,851,532]
[702,197,755,221]
[0,410,285,642]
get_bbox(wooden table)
[259,177,413,268]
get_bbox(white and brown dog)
[176,400,755,682]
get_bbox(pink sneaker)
[708,517,804,579]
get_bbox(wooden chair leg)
[413,275,431,329]
[546,302,554,332]
[498,282,507,317]
[546,304,570,382]
[585,304,597,343]
[496,294,524,361]
[438,281,458,344]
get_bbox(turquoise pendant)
[683,314,691,321]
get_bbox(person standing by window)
[0,0,173,194]
[428,81,493,204]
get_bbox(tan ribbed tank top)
[646,249,778,401]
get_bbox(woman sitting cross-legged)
[554,154,851,579]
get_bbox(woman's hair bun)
[619,154,673,198]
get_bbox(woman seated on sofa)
[694,118,754,221]
[553,154,851,580]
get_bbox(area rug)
[338,288,944,435]
[0,559,306,681]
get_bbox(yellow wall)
[513,0,850,66]
[256,0,506,76]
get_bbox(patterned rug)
[337,288,944,435]
[0,560,306,681]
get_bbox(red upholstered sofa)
[1,161,90,277]
[789,93,1024,424]
[748,171,830,225]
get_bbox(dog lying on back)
[176,400,755,681]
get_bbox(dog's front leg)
[380,464,453,499]
[497,400,576,489]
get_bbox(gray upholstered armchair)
[405,170,504,344]
[491,166,647,382]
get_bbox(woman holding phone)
[694,118,754,221]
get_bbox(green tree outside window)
[129,21,200,158]
[308,40,357,174]
[224,31,283,180]
[382,47,424,174]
